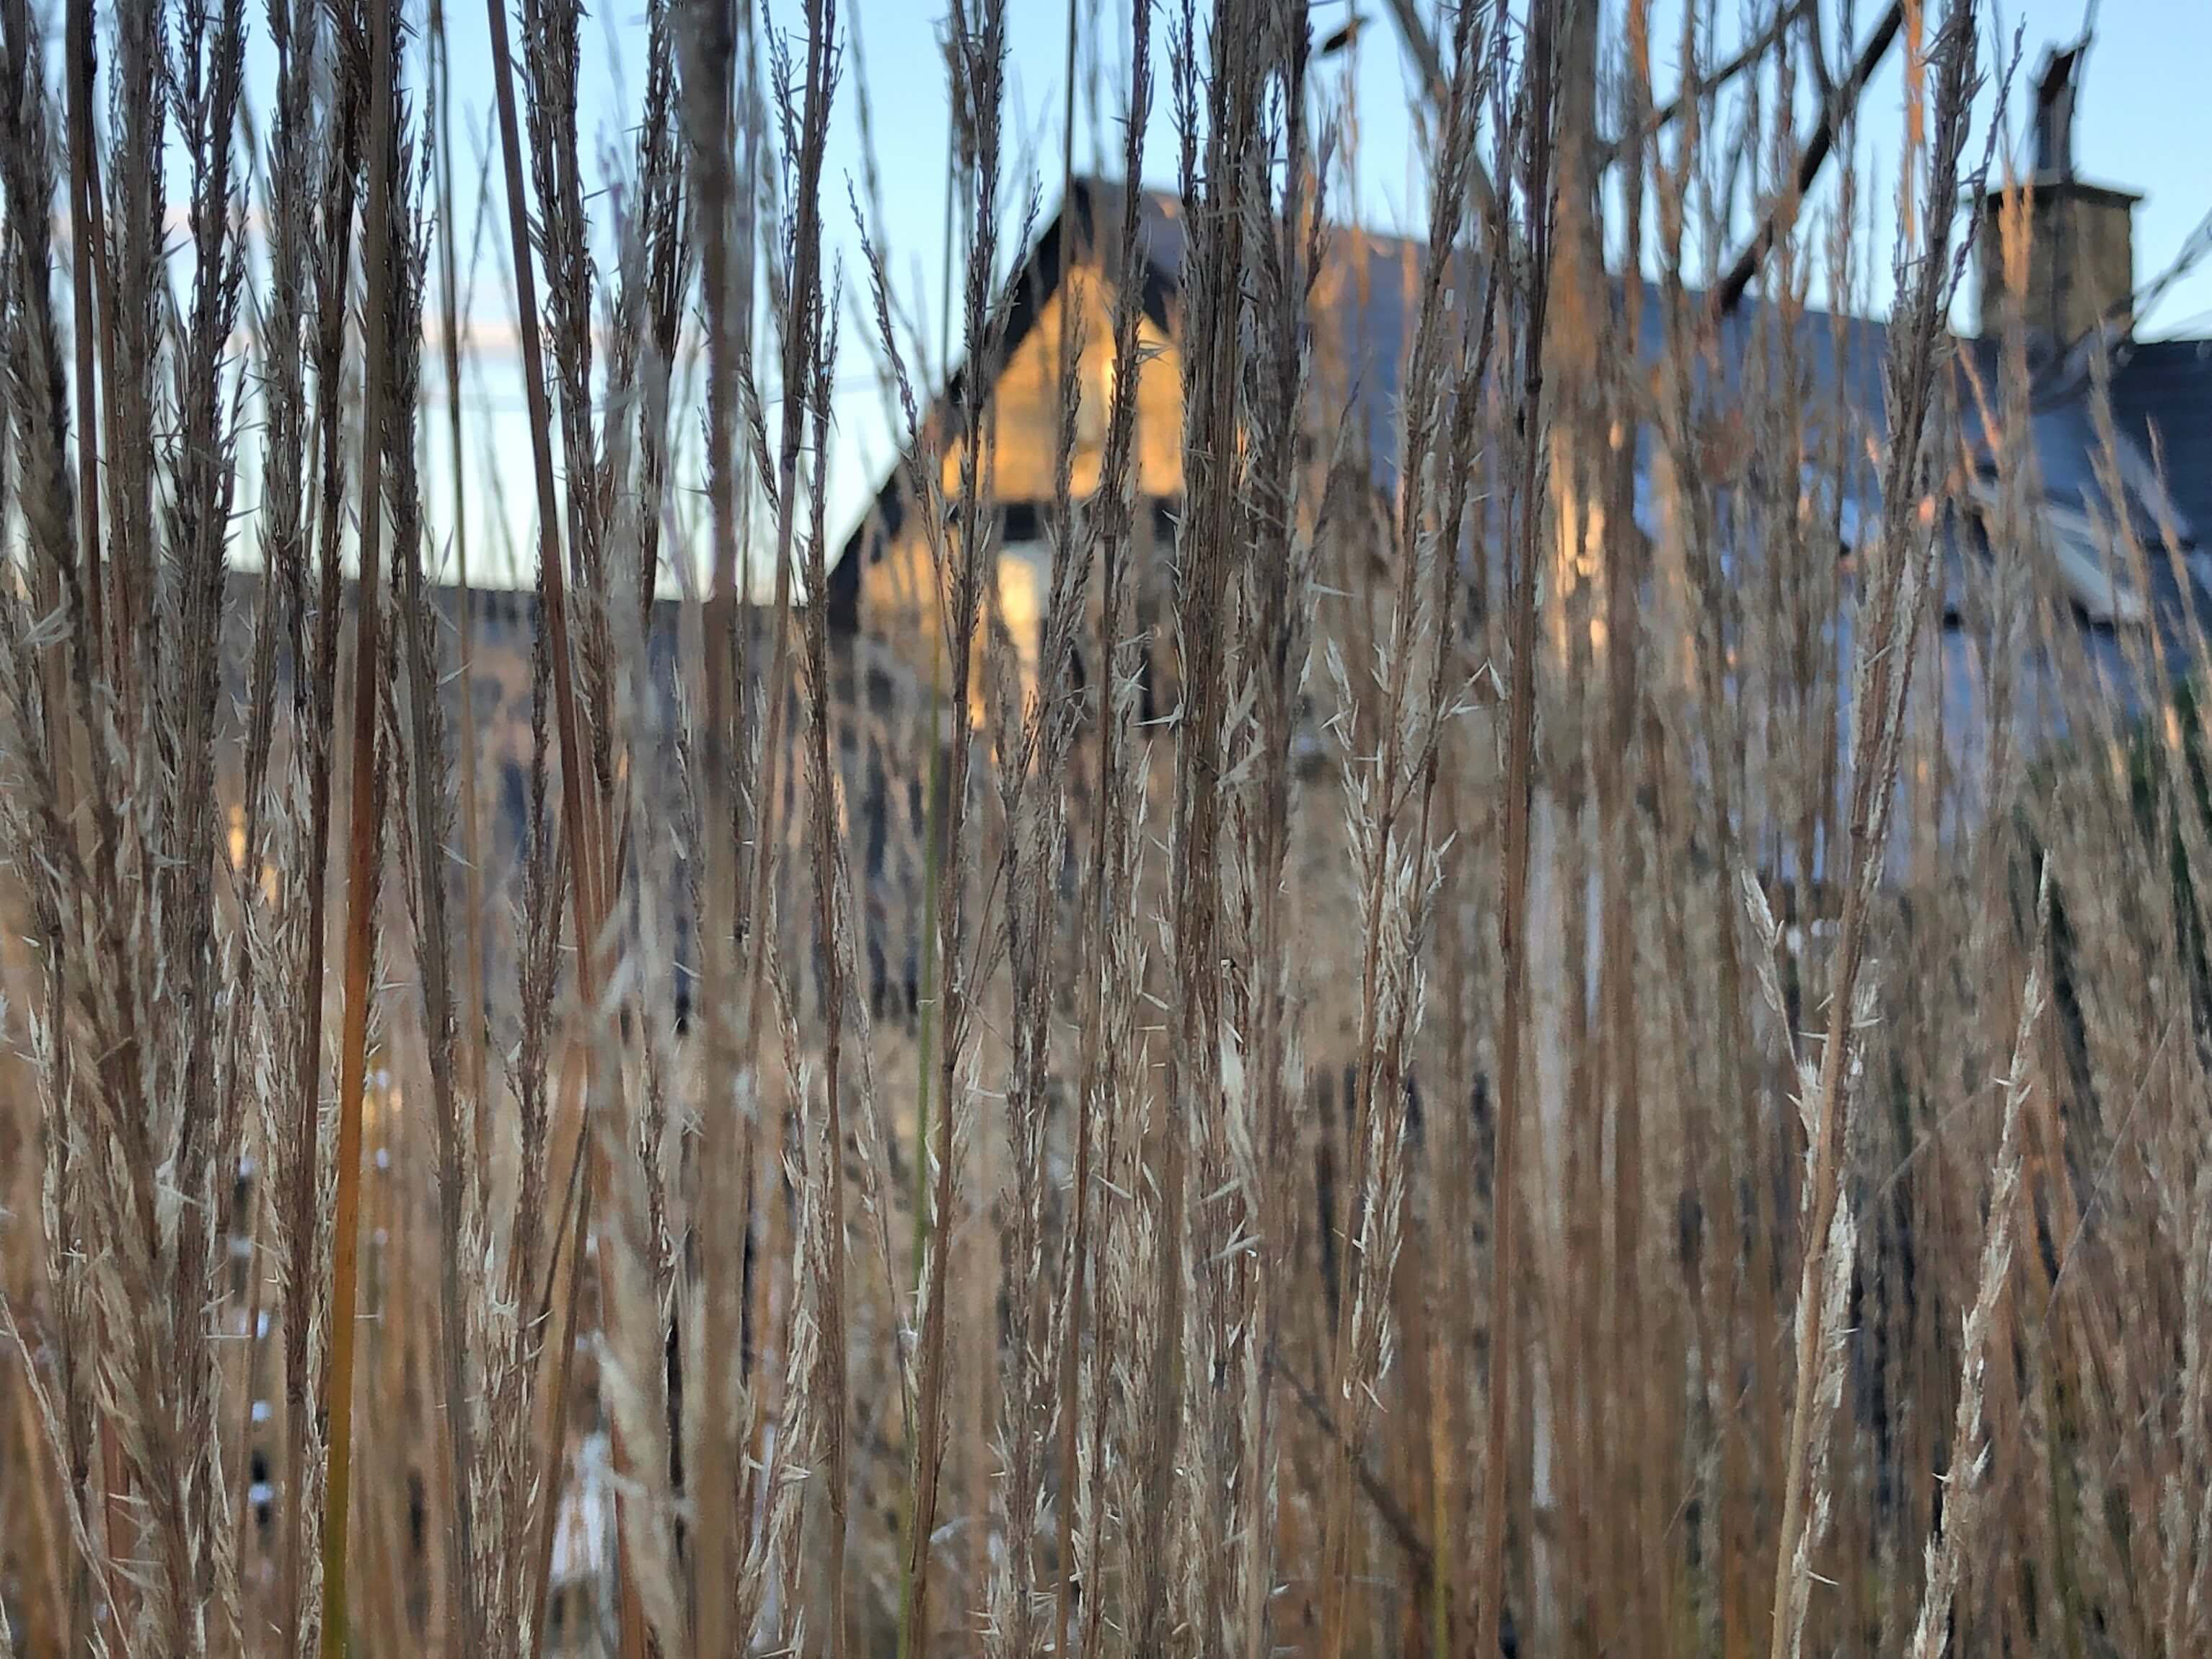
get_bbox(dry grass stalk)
[1314,0,1497,1647]
[1906,863,2051,1657]
[851,4,1019,1651]
[320,1,406,1647]
[475,0,645,1645]
[670,0,756,1648]
[1474,12,1560,1655]
[428,0,492,1156]
[4,5,2211,1658]
[1766,7,1983,1652]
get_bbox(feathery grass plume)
[383,103,489,1655]
[731,6,840,1619]
[860,2,1016,1651]
[518,4,692,1647]
[755,951,832,1646]
[1743,862,1864,1658]
[1908,862,2052,1656]
[1767,4,1984,1652]
[1198,5,1334,1648]
[971,2,1119,1645]
[476,0,641,1640]
[0,6,107,1649]
[798,221,855,1653]
[98,0,161,700]
[1225,0,1331,1593]
[601,0,690,747]
[1048,12,1154,1653]
[1310,0,1498,1645]
[1132,0,1272,1642]
[819,237,920,1655]
[427,0,492,1157]
[845,36,948,1401]
[468,549,568,1653]
[319,0,408,1646]
[226,21,321,1520]
[589,958,688,1657]
[159,1,255,1641]
[3,0,256,1644]
[599,1,693,1586]
[518,0,616,815]
[61,0,100,692]
[278,11,368,1642]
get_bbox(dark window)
[865,749,889,879]
[501,760,530,857]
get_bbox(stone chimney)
[1978,40,2140,343]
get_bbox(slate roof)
[2106,335,2212,549]
[828,175,1903,593]
[827,177,1184,627]
[832,176,2212,692]
[1961,338,2196,537]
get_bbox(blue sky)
[411,0,2212,592]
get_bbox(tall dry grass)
[1,1,2211,1656]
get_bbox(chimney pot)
[1980,40,2138,345]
